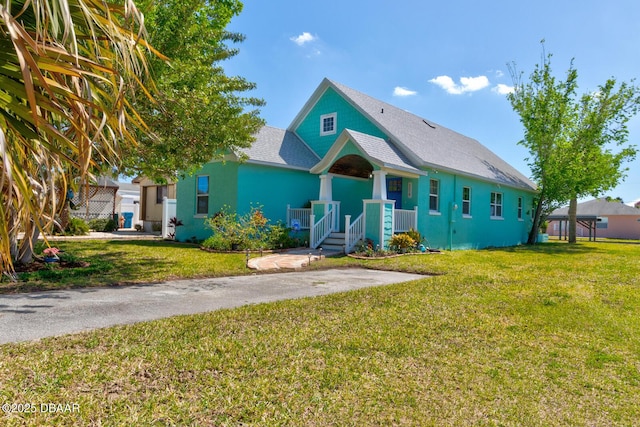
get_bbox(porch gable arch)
[328,154,373,179]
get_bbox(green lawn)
[1,240,639,425]
[2,240,250,293]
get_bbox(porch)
[286,201,419,254]
[290,129,425,253]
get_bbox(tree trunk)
[16,222,40,265]
[568,197,577,244]
[528,196,545,244]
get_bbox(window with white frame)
[320,113,337,136]
[517,197,523,220]
[490,192,503,218]
[196,175,209,215]
[429,179,439,212]
[462,186,471,216]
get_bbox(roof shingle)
[551,198,640,216]
[241,126,319,170]
[326,79,536,190]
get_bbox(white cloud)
[459,76,490,92]
[393,86,417,97]
[492,84,515,95]
[429,75,490,95]
[290,32,317,46]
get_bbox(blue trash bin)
[123,212,134,228]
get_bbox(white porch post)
[319,174,333,201]
[309,214,316,248]
[344,215,351,254]
[286,204,291,227]
[371,170,387,200]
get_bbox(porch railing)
[309,210,334,249]
[344,213,364,254]
[394,206,418,232]
[286,205,311,229]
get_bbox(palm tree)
[0,0,159,275]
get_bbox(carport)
[546,215,599,241]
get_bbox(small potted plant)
[43,247,61,263]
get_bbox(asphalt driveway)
[0,268,425,344]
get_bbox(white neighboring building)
[626,198,640,209]
[116,182,142,229]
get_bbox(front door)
[386,177,402,208]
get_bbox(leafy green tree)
[0,0,155,274]
[119,0,265,181]
[508,44,639,243]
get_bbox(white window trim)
[429,179,439,213]
[517,197,524,221]
[490,192,503,220]
[462,186,471,217]
[196,175,209,216]
[320,113,337,136]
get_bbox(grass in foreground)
[0,241,639,425]
[2,239,438,294]
[1,240,249,293]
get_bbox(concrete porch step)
[321,244,344,252]
[321,232,346,253]
[323,237,345,245]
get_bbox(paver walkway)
[247,248,341,270]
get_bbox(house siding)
[295,88,385,158]
[176,162,317,242]
[416,171,533,249]
[176,162,239,241]
[365,202,381,245]
[331,176,371,230]
[137,179,176,230]
[237,163,317,223]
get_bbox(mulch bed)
[347,249,442,260]
[14,259,90,273]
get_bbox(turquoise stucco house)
[175,78,537,251]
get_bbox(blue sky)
[225,0,640,204]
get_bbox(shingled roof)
[291,78,536,191]
[243,79,536,192]
[241,126,319,170]
[551,198,640,216]
[311,129,422,176]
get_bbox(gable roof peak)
[291,78,536,191]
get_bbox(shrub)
[166,217,184,239]
[267,222,304,249]
[65,217,89,235]
[389,233,416,253]
[404,228,423,245]
[88,218,108,231]
[205,207,245,249]
[104,219,117,232]
[202,206,300,251]
[87,218,117,232]
[202,233,231,251]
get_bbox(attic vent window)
[320,113,337,136]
